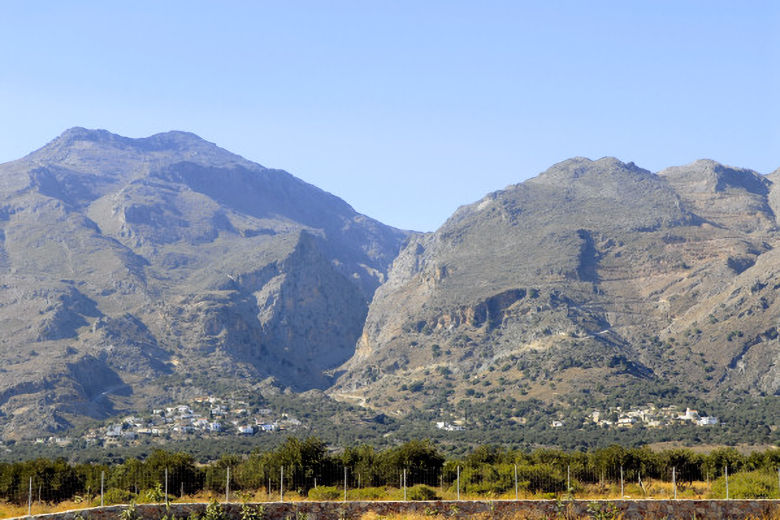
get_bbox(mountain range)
[0,129,777,440]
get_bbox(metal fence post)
[101,470,105,507]
[280,467,284,502]
[456,466,460,500]
[165,467,169,505]
[672,467,676,500]
[344,467,347,502]
[725,465,729,500]
[620,466,624,498]
[514,463,518,500]
[28,476,32,518]
[403,468,407,501]
[225,466,230,503]
[567,465,571,494]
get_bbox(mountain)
[333,158,779,420]
[0,128,408,439]
[1,131,777,443]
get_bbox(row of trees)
[1,439,778,504]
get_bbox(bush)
[308,486,342,500]
[349,487,387,500]
[203,499,226,520]
[710,470,779,499]
[516,464,566,494]
[240,504,265,520]
[408,484,440,501]
[137,483,164,503]
[103,488,136,505]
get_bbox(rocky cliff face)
[334,158,779,414]
[0,128,407,439]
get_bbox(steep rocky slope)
[0,128,407,439]
[334,158,779,416]
[2,132,777,441]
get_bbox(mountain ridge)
[0,130,776,441]
[333,156,779,421]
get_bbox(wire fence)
[2,460,779,513]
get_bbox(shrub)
[308,486,342,500]
[119,503,139,520]
[350,487,387,500]
[240,504,265,520]
[138,483,164,503]
[407,485,440,501]
[103,488,135,505]
[710,470,779,499]
[203,499,226,520]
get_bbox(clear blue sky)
[1,1,778,231]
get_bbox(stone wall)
[13,500,780,520]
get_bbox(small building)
[105,424,123,437]
[678,408,700,421]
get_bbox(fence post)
[514,463,518,500]
[620,466,624,498]
[403,468,407,501]
[225,466,230,503]
[101,470,105,507]
[165,467,169,505]
[28,476,32,518]
[280,467,284,502]
[344,467,348,502]
[672,467,676,500]
[456,465,460,500]
[567,465,571,495]
[724,465,729,500]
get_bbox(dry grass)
[0,499,91,519]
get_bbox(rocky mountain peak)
[659,159,769,196]
[527,156,652,188]
[23,127,257,174]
